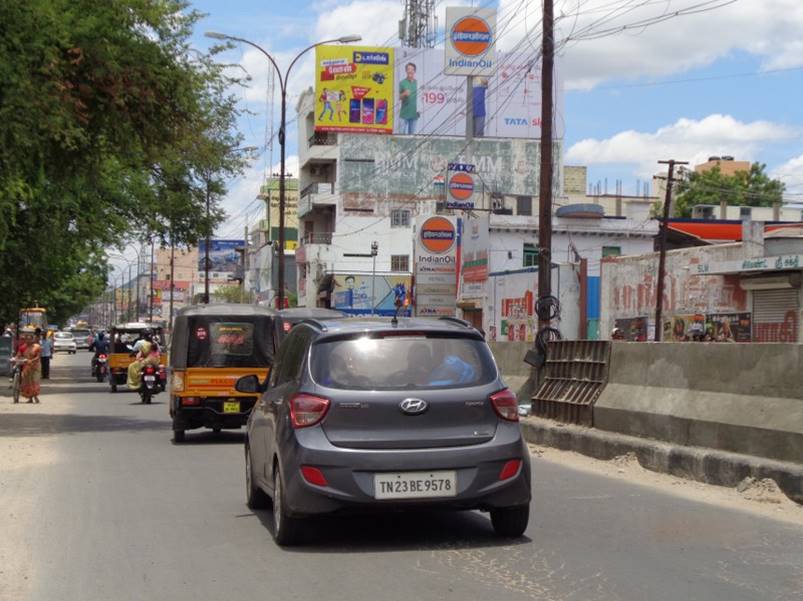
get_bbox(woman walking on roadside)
[19,328,42,403]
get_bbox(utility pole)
[204,177,211,304]
[135,248,141,322]
[654,159,688,341]
[537,0,555,331]
[169,230,175,330]
[149,238,155,323]
[371,241,379,315]
[127,264,133,322]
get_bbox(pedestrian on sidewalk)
[40,331,53,379]
[19,329,42,403]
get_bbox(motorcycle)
[139,363,161,404]
[92,353,108,383]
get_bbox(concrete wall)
[489,341,534,401]
[600,243,752,338]
[594,342,803,463]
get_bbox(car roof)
[176,303,278,318]
[299,316,482,339]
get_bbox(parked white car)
[53,332,77,354]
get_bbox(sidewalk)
[521,416,803,504]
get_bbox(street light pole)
[371,241,378,316]
[205,31,361,310]
[204,177,211,304]
[149,238,155,322]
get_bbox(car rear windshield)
[71,330,90,338]
[311,334,497,390]
[55,333,74,339]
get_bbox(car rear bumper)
[278,426,531,516]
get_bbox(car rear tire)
[490,505,530,538]
[173,429,185,443]
[245,444,270,510]
[272,464,302,546]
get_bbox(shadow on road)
[253,507,531,552]
[173,430,246,445]
[0,413,169,437]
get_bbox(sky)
[131,0,803,260]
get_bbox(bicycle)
[9,357,27,404]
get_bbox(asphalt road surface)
[1,353,802,601]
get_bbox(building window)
[740,206,752,219]
[391,255,410,272]
[602,246,621,258]
[523,243,538,267]
[391,209,411,228]
[516,196,533,216]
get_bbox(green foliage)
[673,163,785,218]
[214,285,253,305]
[0,0,244,324]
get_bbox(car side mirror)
[235,374,262,394]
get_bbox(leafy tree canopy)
[0,0,244,323]
[672,163,786,218]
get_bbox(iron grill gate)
[752,288,799,342]
[531,340,611,426]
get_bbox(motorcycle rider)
[89,331,110,376]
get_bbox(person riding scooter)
[89,331,110,376]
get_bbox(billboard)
[414,215,458,317]
[459,213,489,300]
[331,273,411,316]
[314,45,395,134]
[444,7,497,76]
[393,48,562,139]
[198,240,243,276]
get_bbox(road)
[1,353,802,601]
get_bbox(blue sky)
[185,0,803,235]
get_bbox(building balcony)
[296,231,335,265]
[298,182,337,218]
[301,131,338,165]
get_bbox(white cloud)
[772,154,803,190]
[313,0,401,46]
[566,114,796,177]
[498,0,803,89]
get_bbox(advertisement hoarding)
[444,7,497,77]
[394,48,562,139]
[414,215,459,317]
[315,45,395,134]
[331,274,411,316]
[197,240,243,277]
[459,213,489,300]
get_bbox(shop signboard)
[414,215,458,317]
[314,45,394,134]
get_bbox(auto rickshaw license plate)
[223,401,240,414]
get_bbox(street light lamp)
[205,31,361,309]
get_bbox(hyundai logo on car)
[399,398,429,415]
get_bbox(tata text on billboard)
[414,216,458,317]
[445,7,497,77]
[315,45,394,134]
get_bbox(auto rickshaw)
[169,304,278,443]
[108,322,167,392]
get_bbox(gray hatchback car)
[237,317,531,545]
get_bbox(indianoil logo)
[450,15,493,57]
[447,172,474,201]
[420,216,456,254]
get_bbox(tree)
[0,1,244,324]
[214,285,253,304]
[672,163,785,218]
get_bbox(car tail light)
[172,371,185,392]
[290,393,330,428]
[300,466,328,487]
[490,388,519,422]
[180,397,201,406]
[498,459,522,481]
